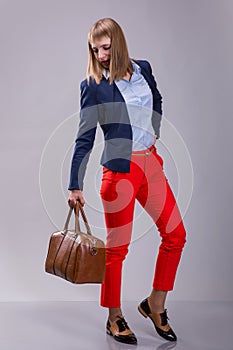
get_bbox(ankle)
[148,296,165,314]
[109,308,123,322]
[148,289,167,314]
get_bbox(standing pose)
[68,18,186,345]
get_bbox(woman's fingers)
[68,190,85,208]
[77,193,85,206]
[68,198,76,208]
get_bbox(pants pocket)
[102,167,118,179]
[153,151,164,167]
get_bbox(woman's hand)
[68,190,85,208]
[154,135,157,144]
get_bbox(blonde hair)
[87,18,133,84]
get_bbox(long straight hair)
[87,18,133,84]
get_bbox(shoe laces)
[115,316,130,332]
[160,309,169,326]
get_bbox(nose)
[98,48,106,60]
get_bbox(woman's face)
[91,36,111,70]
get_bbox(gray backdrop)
[1,0,232,302]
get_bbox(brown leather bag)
[45,202,106,284]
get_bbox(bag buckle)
[90,238,98,256]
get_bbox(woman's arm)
[68,79,98,206]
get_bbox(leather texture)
[138,298,177,342]
[106,317,137,345]
[45,202,106,284]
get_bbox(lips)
[101,60,110,66]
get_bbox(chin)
[100,61,110,70]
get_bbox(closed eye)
[92,45,111,53]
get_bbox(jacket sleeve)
[68,79,98,190]
[146,61,163,139]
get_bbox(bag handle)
[64,207,72,231]
[74,201,92,235]
[63,202,92,236]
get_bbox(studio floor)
[0,301,232,350]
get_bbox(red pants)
[100,145,186,308]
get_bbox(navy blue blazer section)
[68,60,162,190]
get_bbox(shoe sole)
[106,326,137,345]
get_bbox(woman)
[68,18,186,345]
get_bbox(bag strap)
[75,202,92,235]
[64,207,73,231]
[63,202,92,236]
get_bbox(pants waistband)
[131,144,155,156]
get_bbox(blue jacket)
[68,60,162,190]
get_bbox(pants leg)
[99,165,143,307]
[100,244,129,308]
[136,148,186,291]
